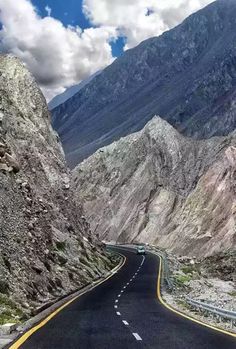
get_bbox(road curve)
[8,247,236,349]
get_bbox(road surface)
[9,247,236,349]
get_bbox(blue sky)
[0,0,213,100]
[32,0,125,57]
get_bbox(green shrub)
[175,274,192,285]
[0,294,24,325]
[55,241,66,251]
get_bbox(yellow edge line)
[156,255,236,338]
[9,255,126,349]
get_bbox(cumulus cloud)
[0,0,214,100]
[0,0,117,100]
[83,0,214,49]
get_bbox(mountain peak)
[52,0,236,168]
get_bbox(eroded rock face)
[0,55,115,318]
[72,116,236,257]
[52,0,236,167]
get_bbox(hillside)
[52,0,236,167]
[0,55,114,322]
[72,116,236,257]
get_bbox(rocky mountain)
[52,0,236,168]
[72,116,236,258]
[0,55,115,323]
[48,70,101,110]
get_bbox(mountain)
[72,116,236,257]
[52,0,236,168]
[48,70,101,110]
[0,55,115,322]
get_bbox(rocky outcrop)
[0,55,115,322]
[72,116,236,257]
[52,0,236,168]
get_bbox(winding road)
[8,246,236,349]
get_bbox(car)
[136,245,146,255]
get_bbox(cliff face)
[0,55,114,320]
[72,116,236,257]
[52,0,236,168]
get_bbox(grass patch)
[175,274,192,285]
[0,294,24,325]
[55,241,66,251]
[181,266,195,274]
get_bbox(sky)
[0,0,214,101]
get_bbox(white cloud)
[45,5,52,17]
[0,0,117,100]
[0,0,214,100]
[83,0,214,49]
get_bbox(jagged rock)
[0,142,6,157]
[0,55,115,320]
[4,153,20,173]
[0,163,11,172]
[72,116,236,257]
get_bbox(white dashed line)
[112,253,146,343]
[133,333,142,341]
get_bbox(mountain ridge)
[72,115,236,257]
[52,0,236,168]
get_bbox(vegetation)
[175,274,192,285]
[55,241,66,251]
[0,294,24,325]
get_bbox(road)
[9,247,236,349]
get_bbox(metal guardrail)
[109,243,236,329]
[186,298,236,325]
[149,245,236,328]
[148,245,174,291]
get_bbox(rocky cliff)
[72,116,236,257]
[0,55,115,323]
[52,0,236,168]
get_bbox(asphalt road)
[11,247,236,349]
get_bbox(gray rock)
[0,55,115,322]
[72,116,236,258]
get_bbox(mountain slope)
[0,55,115,322]
[48,70,101,110]
[72,116,236,257]
[52,0,236,168]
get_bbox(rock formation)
[72,116,236,257]
[0,55,115,322]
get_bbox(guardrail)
[148,245,174,291]
[109,243,236,329]
[148,245,236,329]
[186,298,236,327]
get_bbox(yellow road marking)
[156,256,236,338]
[9,255,126,349]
